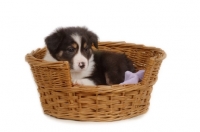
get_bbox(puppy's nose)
[79,62,85,69]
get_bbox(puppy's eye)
[66,47,75,53]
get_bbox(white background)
[0,0,200,132]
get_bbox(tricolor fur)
[43,27,135,86]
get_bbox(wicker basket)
[25,41,166,121]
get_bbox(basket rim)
[25,41,166,89]
[99,41,166,61]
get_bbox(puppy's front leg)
[73,79,96,86]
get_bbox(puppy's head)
[45,27,98,72]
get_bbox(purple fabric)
[120,70,145,85]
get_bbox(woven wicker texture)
[25,42,166,121]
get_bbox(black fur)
[87,50,135,85]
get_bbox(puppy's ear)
[45,29,64,52]
[87,30,98,49]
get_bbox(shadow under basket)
[25,41,166,122]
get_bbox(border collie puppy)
[43,27,135,86]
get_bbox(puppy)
[43,27,135,86]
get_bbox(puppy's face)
[45,27,98,72]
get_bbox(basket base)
[43,104,149,122]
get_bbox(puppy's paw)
[73,79,83,86]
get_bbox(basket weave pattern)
[25,42,166,121]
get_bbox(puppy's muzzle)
[79,62,85,69]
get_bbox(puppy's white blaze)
[71,33,88,71]
[71,33,81,47]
